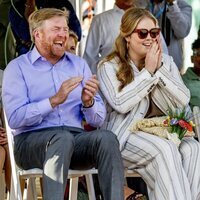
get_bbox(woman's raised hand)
[145,37,162,74]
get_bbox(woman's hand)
[156,37,163,70]
[145,37,162,74]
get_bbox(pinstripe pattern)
[97,54,200,199]
[97,54,191,149]
[122,132,200,200]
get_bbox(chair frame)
[4,110,97,200]
[193,106,200,141]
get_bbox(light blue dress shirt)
[2,47,106,135]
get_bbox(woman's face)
[66,36,77,54]
[126,17,159,59]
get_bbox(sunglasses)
[133,28,160,39]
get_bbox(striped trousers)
[121,132,200,200]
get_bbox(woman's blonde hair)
[104,7,157,91]
[69,31,78,47]
[28,8,69,42]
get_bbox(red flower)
[178,120,193,132]
[163,120,169,126]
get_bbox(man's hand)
[50,77,83,108]
[0,127,7,145]
[82,75,99,107]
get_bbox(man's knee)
[94,130,119,151]
[48,131,75,151]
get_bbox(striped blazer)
[97,54,190,150]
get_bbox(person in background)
[0,129,11,192]
[0,0,12,192]
[65,31,78,54]
[0,111,11,193]
[81,0,96,28]
[182,36,200,109]
[83,0,138,74]
[0,0,16,70]
[97,7,200,200]
[9,0,82,56]
[83,0,168,74]
[81,0,96,51]
[136,0,192,70]
[2,8,124,200]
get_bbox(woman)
[97,7,200,200]
[65,31,78,54]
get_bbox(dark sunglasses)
[133,28,160,39]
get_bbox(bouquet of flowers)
[163,107,195,145]
[130,107,195,146]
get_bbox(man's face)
[191,48,200,69]
[35,16,69,63]
[115,0,136,10]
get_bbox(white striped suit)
[97,54,200,200]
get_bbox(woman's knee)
[153,139,181,163]
[180,138,200,158]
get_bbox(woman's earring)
[126,42,129,49]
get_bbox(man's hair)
[192,38,200,50]
[28,8,69,42]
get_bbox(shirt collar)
[187,67,200,80]
[30,46,44,64]
[30,46,69,64]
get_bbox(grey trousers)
[14,126,124,200]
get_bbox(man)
[83,0,168,74]
[9,0,82,55]
[136,0,192,70]
[2,8,124,200]
[182,37,200,108]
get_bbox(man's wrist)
[83,99,94,108]
[49,96,59,108]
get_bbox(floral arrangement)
[130,107,195,146]
[163,107,195,144]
